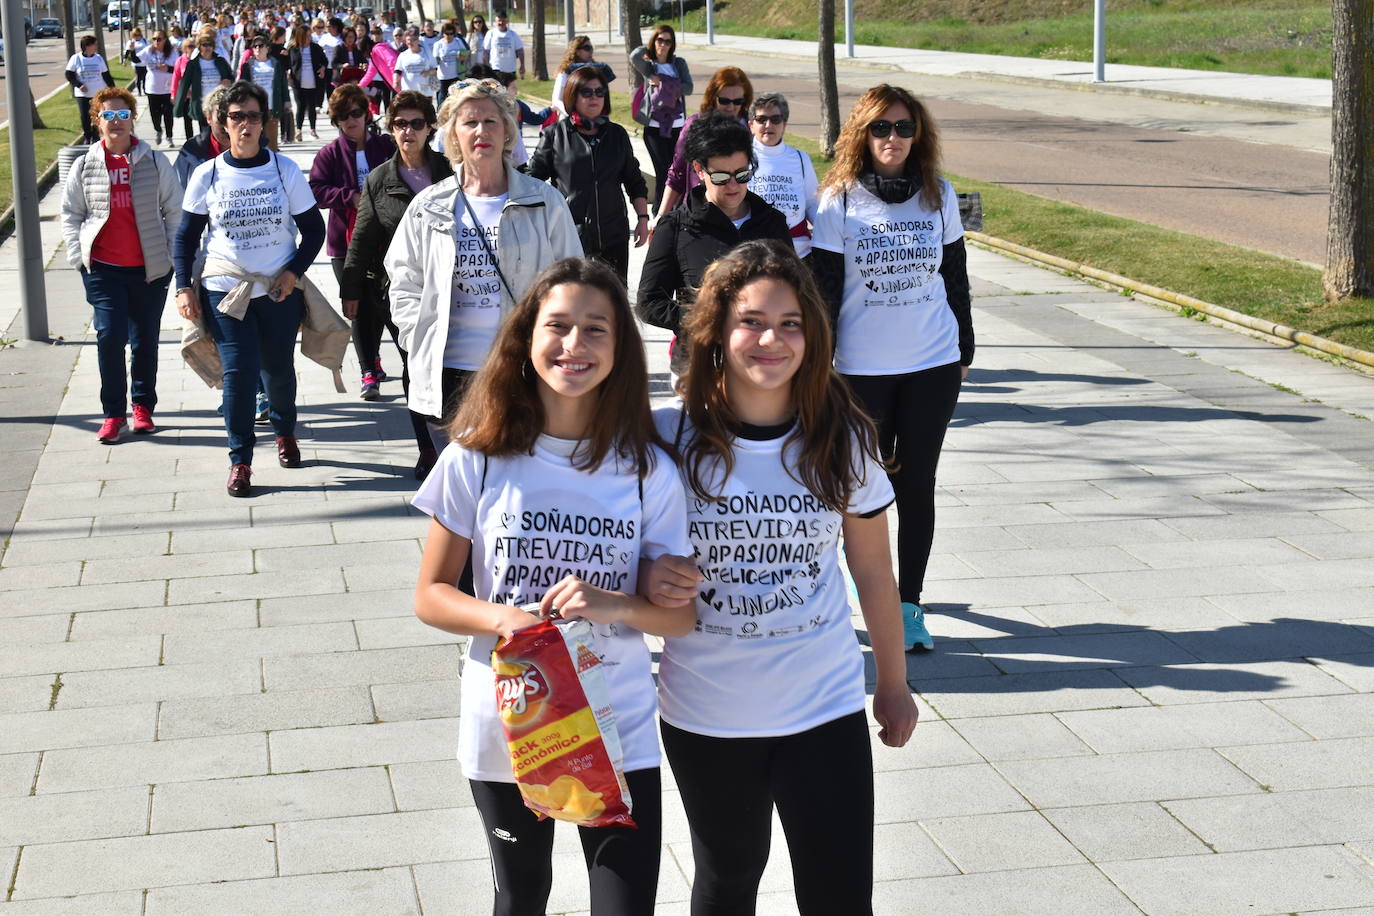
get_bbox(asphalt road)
[680,45,1330,264]
[0,32,107,129]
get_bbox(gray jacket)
[61,140,183,282]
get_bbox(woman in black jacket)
[635,112,790,376]
[287,24,328,139]
[339,90,454,480]
[527,67,650,286]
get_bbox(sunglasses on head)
[99,109,133,122]
[226,110,264,124]
[703,167,753,186]
[752,113,783,126]
[868,119,916,139]
[716,95,745,107]
[391,117,427,132]
[576,86,607,98]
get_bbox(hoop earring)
[711,345,723,369]
[521,359,532,380]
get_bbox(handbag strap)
[457,188,515,302]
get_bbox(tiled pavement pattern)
[2,88,1374,915]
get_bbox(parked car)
[34,18,63,38]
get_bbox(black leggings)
[587,236,630,288]
[147,93,174,137]
[293,85,322,130]
[661,713,874,916]
[182,114,195,142]
[134,65,148,93]
[844,361,962,605]
[76,98,96,143]
[641,125,680,215]
[469,768,662,916]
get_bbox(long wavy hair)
[557,34,592,74]
[453,259,663,477]
[676,240,884,512]
[820,83,943,211]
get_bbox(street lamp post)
[1092,0,1106,81]
[845,0,853,57]
[2,0,50,341]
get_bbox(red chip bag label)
[493,616,635,828]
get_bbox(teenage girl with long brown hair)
[645,239,918,914]
[810,83,975,654]
[412,258,692,915]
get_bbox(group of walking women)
[61,19,973,911]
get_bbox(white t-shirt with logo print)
[444,192,506,370]
[198,56,224,100]
[67,53,109,98]
[483,26,523,72]
[412,436,691,782]
[184,151,317,298]
[653,406,895,738]
[394,48,434,92]
[812,177,964,376]
[249,59,277,109]
[752,138,819,257]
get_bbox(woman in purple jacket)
[308,82,396,399]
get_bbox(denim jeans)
[204,287,303,466]
[83,263,173,419]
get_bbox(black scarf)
[858,169,917,205]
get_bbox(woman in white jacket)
[385,79,582,451]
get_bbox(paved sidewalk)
[2,97,1373,914]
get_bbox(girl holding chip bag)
[643,239,919,914]
[412,258,693,916]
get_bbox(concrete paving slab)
[1204,588,1374,623]
[871,863,1143,914]
[389,759,473,812]
[10,826,277,899]
[1100,846,1374,916]
[370,680,461,722]
[1219,737,1374,791]
[0,891,145,915]
[922,810,1087,872]
[158,685,377,740]
[0,703,157,755]
[972,630,1198,674]
[0,583,167,620]
[355,615,467,651]
[151,767,396,833]
[262,644,462,691]
[913,668,1149,719]
[277,808,486,875]
[1265,693,1374,739]
[1057,701,1312,753]
[258,588,416,627]
[0,616,70,646]
[36,733,269,794]
[1165,617,1374,664]
[0,561,83,591]
[1164,787,1374,851]
[950,713,1096,761]
[1311,654,1374,692]
[269,717,458,773]
[1116,659,1355,704]
[68,600,258,640]
[54,659,262,710]
[872,764,1031,822]
[0,636,162,677]
[144,868,420,916]
[161,620,358,665]
[870,718,984,771]
[0,675,58,715]
[0,785,149,847]
[164,568,349,605]
[1024,597,1241,632]
[1042,802,1211,862]
[996,748,1261,807]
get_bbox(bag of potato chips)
[492,615,635,828]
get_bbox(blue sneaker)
[254,390,270,423]
[902,602,934,652]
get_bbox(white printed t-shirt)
[140,47,176,95]
[184,152,317,297]
[412,437,690,782]
[67,53,108,98]
[653,406,895,738]
[249,59,277,109]
[812,177,963,376]
[483,26,522,72]
[198,56,224,100]
[394,48,434,92]
[752,139,819,257]
[444,192,505,370]
[354,150,372,189]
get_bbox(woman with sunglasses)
[126,28,150,96]
[173,29,232,134]
[385,79,581,455]
[309,83,397,400]
[288,24,328,139]
[748,92,819,258]
[141,31,178,146]
[528,68,648,286]
[340,91,452,479]
[635,112,789,377]
[811,84,974,654]
[174,80,326,499]
[392,27,437,96]
[629,24,691,216]
[550,35,616,116]
[465,15,489,68]
[432,21,470,106]
[329,25,369,91]
[66,35,117,144]
[644,239,917,915]
[657,66,752,216]
[62,87,184,445]
[238,36,290,150]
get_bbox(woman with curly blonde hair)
[810,83,974,654]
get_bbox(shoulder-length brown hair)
[453,259,664,476]
[821,83,943,211]
[677,240,884,513]
[557,34,591,74]
[699,66,752,115]
[647,24,675,59]
[561,66,611,117]
[291,24,311,48]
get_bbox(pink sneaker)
[96,417,127,443]
[131,405,156,434]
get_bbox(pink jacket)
[360,42,399,91]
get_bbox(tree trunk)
[414,0,427,23]
[92,0,108,59]
[30,89,47,130]
[1323,0,1374,300]
[531,0,547,80]
[817,0,840,157]
[623,0,642,88]
[60,0,76,58]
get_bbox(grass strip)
[527,78,1371,353]
[0,63,134,217]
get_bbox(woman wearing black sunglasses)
[636,112,789,377]
[527,67,649,286]
[656,65,752,217]
[811,83,975,655]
